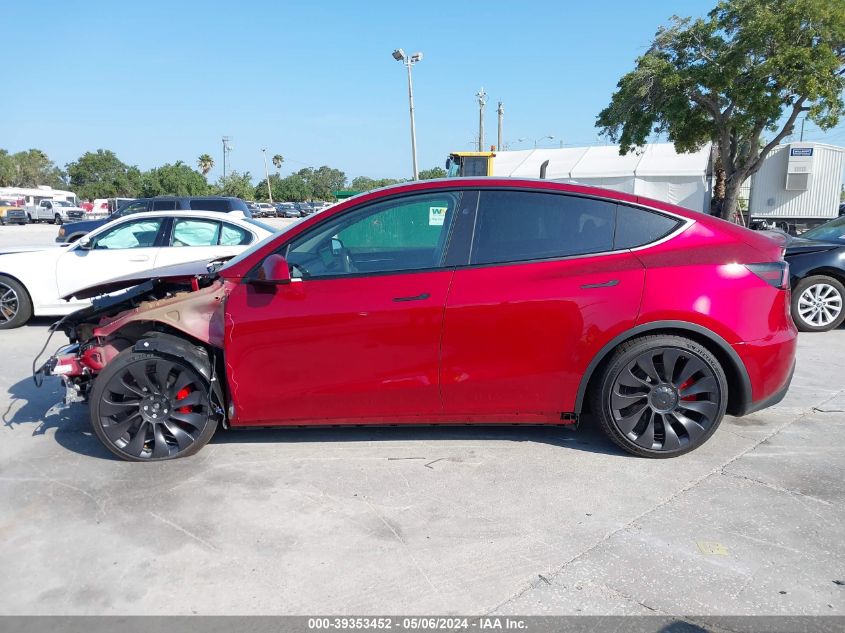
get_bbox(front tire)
[792,275,845,332]
[590,335,728,458]
[54,214,63,225]
[0,275,33,329]
[89,349,219,461]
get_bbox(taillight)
[745,262,789,289]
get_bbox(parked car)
[31,199,85,224]
[255,202,276,217]
[40,179,796,462]
[275,203,300,218]
[768,216,845,332]
[296,202,315,216]
[56,196,251,243]
[0,210,274,328]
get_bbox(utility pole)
[261,148,273,204]
[800,117,806,142]
[222,136,232,179]
[476,88,487,151]
[496,101,504,151]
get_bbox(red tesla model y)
[42,179,797,461]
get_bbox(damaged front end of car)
[35,265,236,412]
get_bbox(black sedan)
[775,217,845,332]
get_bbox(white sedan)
[0,210,275,329]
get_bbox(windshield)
[218,218,304,272]
[53,200,73,207]
[801,216,845,243]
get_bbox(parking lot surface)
[0,221,843,616]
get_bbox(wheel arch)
[0,271,34,304]
[129,329,227,422]
[575,321,752,417]
[792,267,845,287]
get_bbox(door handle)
[129,255,150,262]
[393,292,431,302]
[580,279,619,289]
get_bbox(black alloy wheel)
[90,350,219,461]
[592,335,727,457]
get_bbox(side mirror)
[257,254,291,284]
[77,237,92,250]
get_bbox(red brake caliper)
[175,386,193,413]
[678,378,696,401]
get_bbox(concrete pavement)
[0,220,843,615]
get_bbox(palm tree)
[272,154,284,171]
[197,154,214,177]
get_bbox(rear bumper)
[732,327,797,416]
[741,360,795,415]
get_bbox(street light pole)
[476,88,487,151]
[222,136,232,179]
[261,148,273,204]
[393,49,423,180]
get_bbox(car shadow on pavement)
[2,368,624,460]
[3,374,116,460]
[209,417,625,457]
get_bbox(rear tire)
[90,348,219,461]
[791,275,845,332]
[590,335,728,458]
[0,275,33,329]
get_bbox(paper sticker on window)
[429,206,447,226]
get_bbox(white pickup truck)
[28,199,85,225]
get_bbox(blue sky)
[5,0,845,184]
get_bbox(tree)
[349,176,404,191]
[297,166,346,200]
[213,170,255,199]
[197,154,215,177]
[0,148,66,188]
[0,150,16,186]
[596,0,845,222]
[272,154,284,171]
[66,149,140,199]
[275,173,312,202]
[418,166,446,180]
[142,162,209,197]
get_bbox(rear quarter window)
[614,205,683,249]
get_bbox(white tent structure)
[490,143,713,212]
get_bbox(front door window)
[284,192,459,278]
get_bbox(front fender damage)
[92,279,233,347]
[37,278,238,405]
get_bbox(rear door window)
[171,219,220,246]
[471,191,616,265]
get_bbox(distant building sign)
[790,147,814,157]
